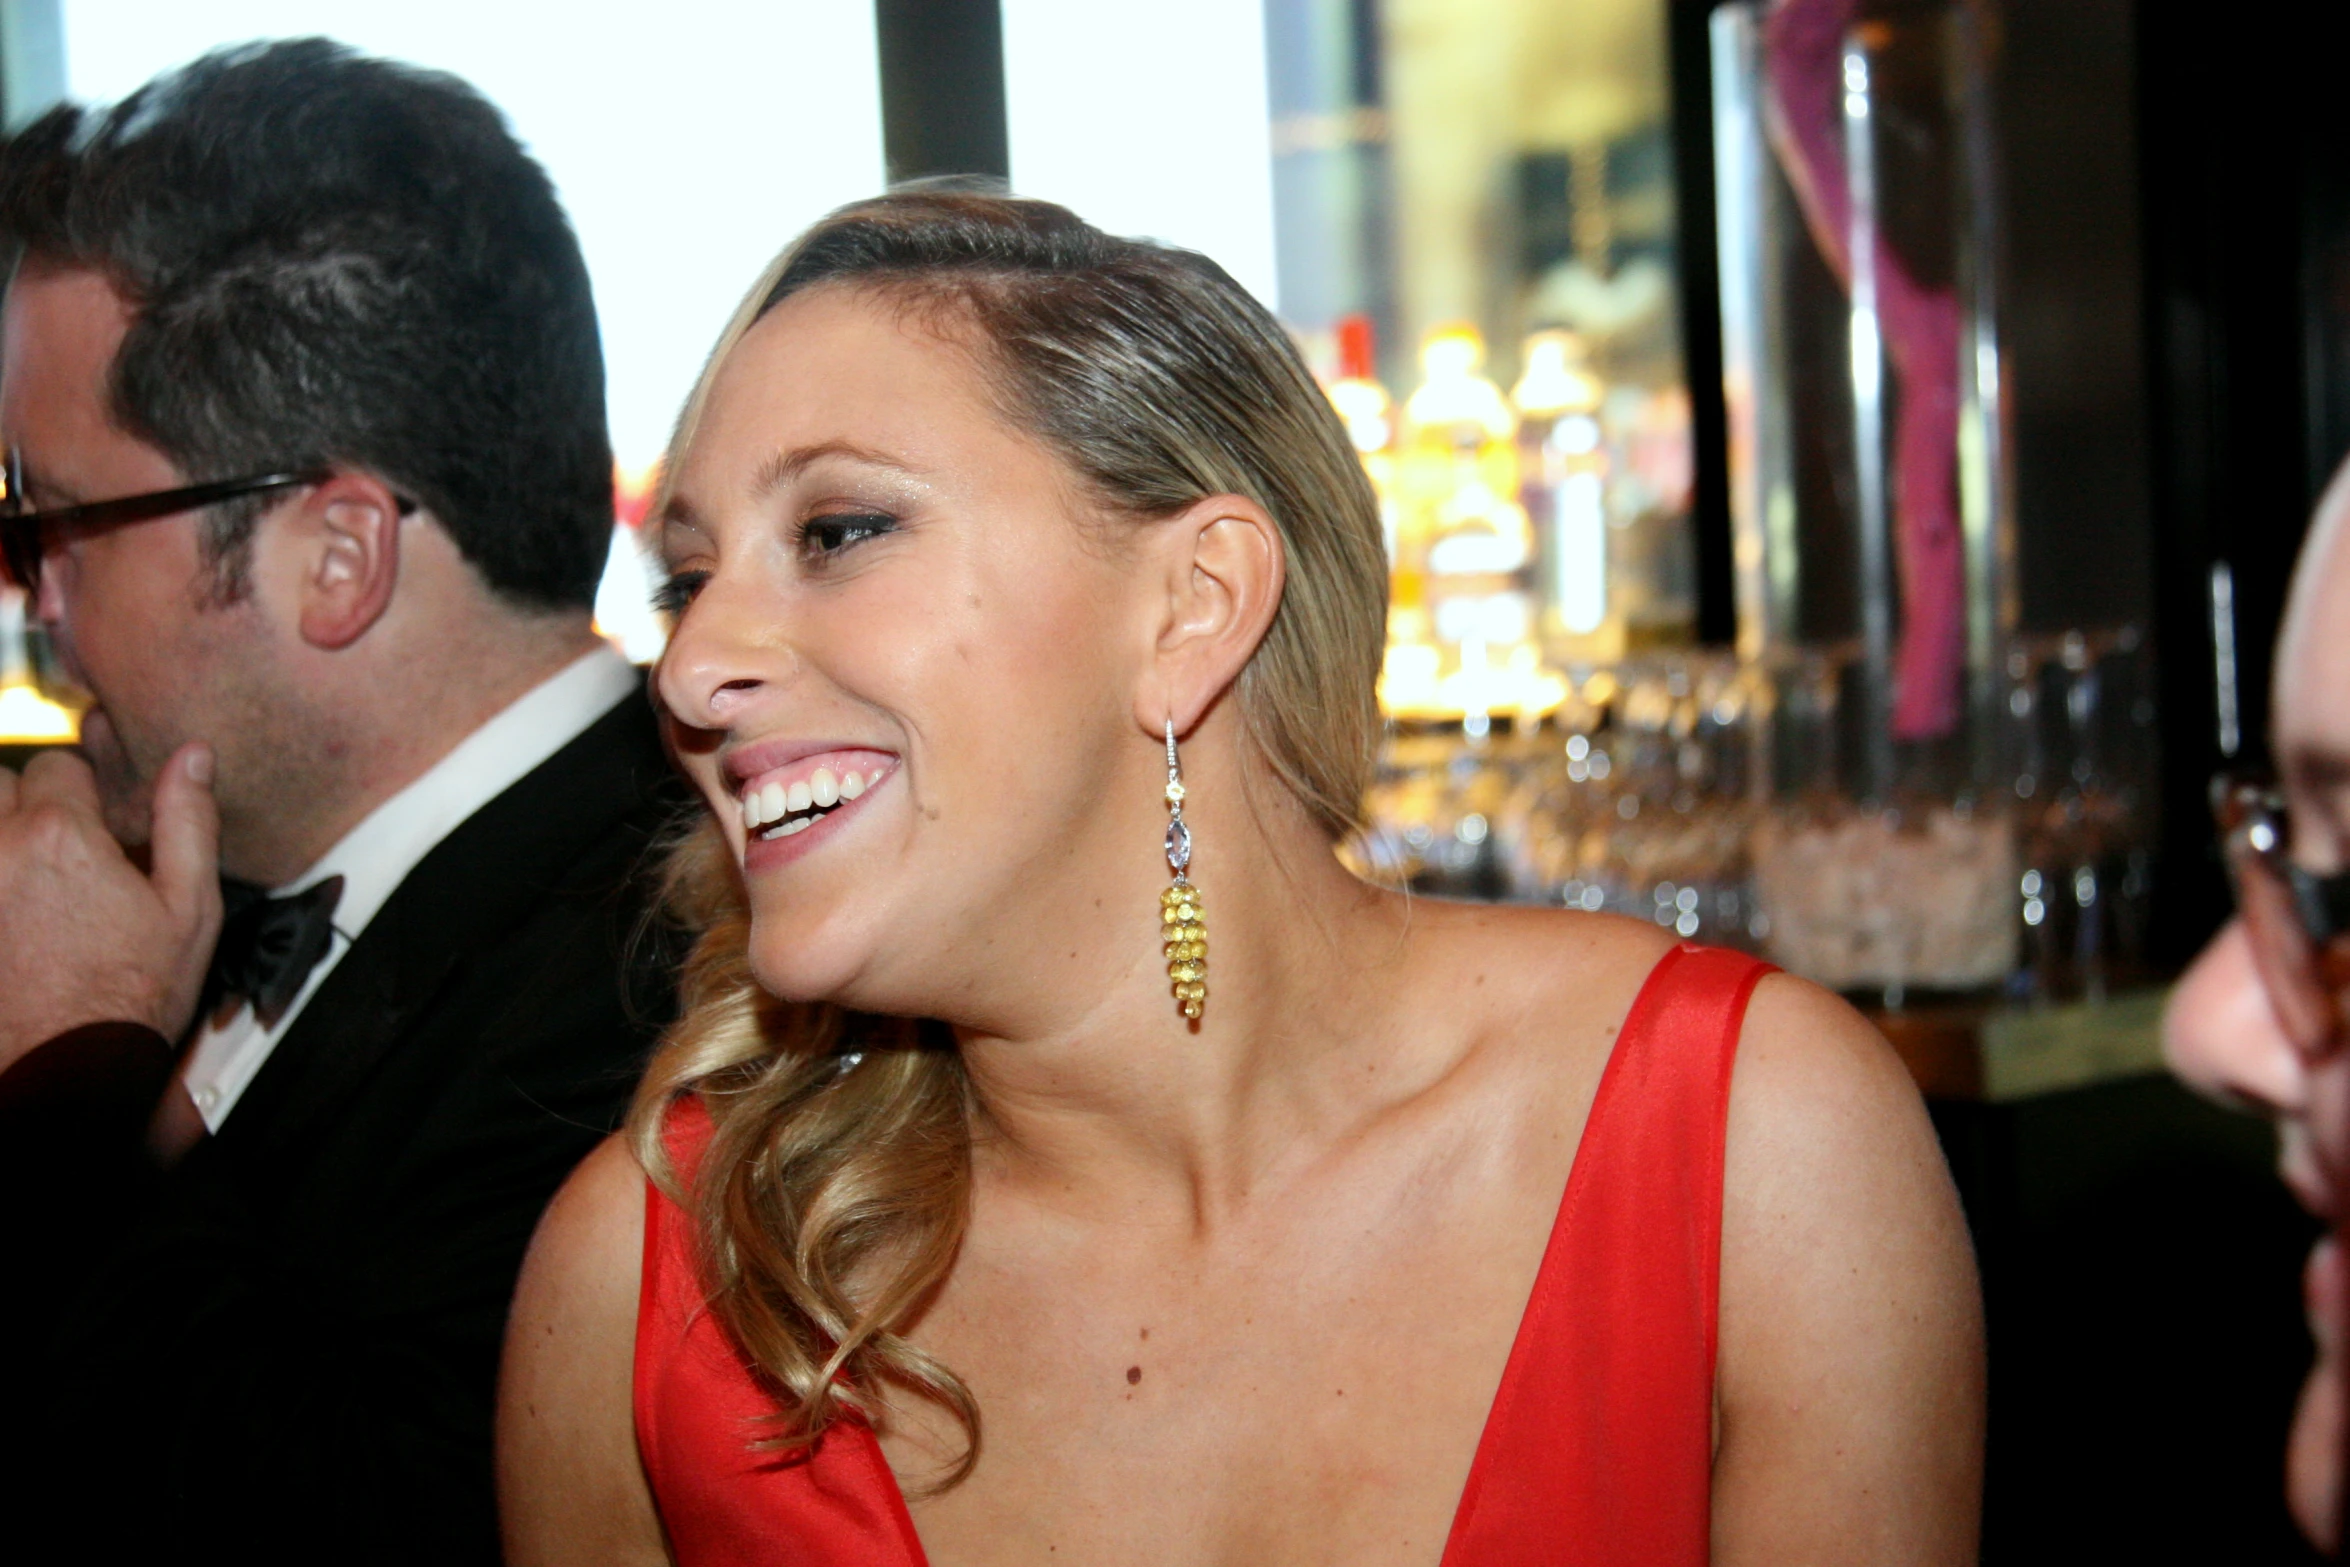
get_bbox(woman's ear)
[1135,493,1285,738]
[286,470,407,651]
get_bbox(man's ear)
[1135,493,1285,738]
[287,471,407,650]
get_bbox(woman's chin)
[746,935,927,1018]
[747,947,864,1009]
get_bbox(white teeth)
[743,763,886,843]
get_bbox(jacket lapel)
[213,682,679,1165]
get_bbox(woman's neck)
[950,794,1429,1235]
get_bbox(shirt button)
[194,1086,219,1113]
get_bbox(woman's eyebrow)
[749,440,920,501]
[654,488,728,557]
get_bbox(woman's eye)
[651,569,708,616]
[797,511,897,558]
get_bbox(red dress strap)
[634,1097,928,1567]
[1440,941,1774,1567]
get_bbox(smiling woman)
[622,193,1386,1486]
[496,192,1984,1567]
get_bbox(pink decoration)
[1764,0,1967,741]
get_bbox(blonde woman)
[498,193,1983,1566]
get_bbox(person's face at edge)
[652,283,1164,1027]
[2166,483,2350,1550]
[0,262,278,846]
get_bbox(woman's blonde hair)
[628,191,1387,1486]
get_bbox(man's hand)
[0,743,221,1075]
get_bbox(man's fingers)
[150,742,222,936]
[0,763,17,815]
[18,746,104,815]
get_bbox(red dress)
[635,942,1772,1565]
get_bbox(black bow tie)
[207,875,346,1028]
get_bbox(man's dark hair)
[0,38,613,609]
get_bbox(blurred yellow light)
[1327,377,1395,455]
[1377,639,1566,723]
[0,683,78,744]
[1512,330,1603,418]
[1405,324,1515,443]
[1379,640,1443,715]
[1421,325,1484,377]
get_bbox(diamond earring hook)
[1163,719,1190,872]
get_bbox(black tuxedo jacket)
[0,684,687,1564]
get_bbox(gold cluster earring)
[1161,720,1207,1020]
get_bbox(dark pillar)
[1665,0,1735,647]
[874,0,1009,186]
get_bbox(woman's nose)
[2166,919,2311,1115]
[653,573,794,733]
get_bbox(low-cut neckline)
[857,945,1689,1567]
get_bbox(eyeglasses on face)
[2214,772,2350,1052]
[0,448,334,594]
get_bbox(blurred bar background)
[6,0,2350,1556]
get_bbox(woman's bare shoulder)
[1717,975,1971,1318]
[498,1134,669,1566]
[1724,971,1952,1214]
[1399,898,1681,1038]
[1399,898,1681,998]
[516,1132,650,1310]
[1427,906,1925,1130]
[1403,908,1920,1147]
[1712,974,1985,1563]
[1719,972,1969,1318]
[1378,899,1683,1124]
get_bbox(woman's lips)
[736,750,896,845]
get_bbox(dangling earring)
[1160,719,1207,1020]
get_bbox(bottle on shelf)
[1511,328,1618,664]
[1396,324,1542,719]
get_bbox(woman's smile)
[730,746,900,869]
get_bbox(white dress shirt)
[175,646,643,1132]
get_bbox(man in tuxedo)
[0,41,682,1562]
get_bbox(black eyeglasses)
[0,450,333,594]
[2214,773,2350,1052]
